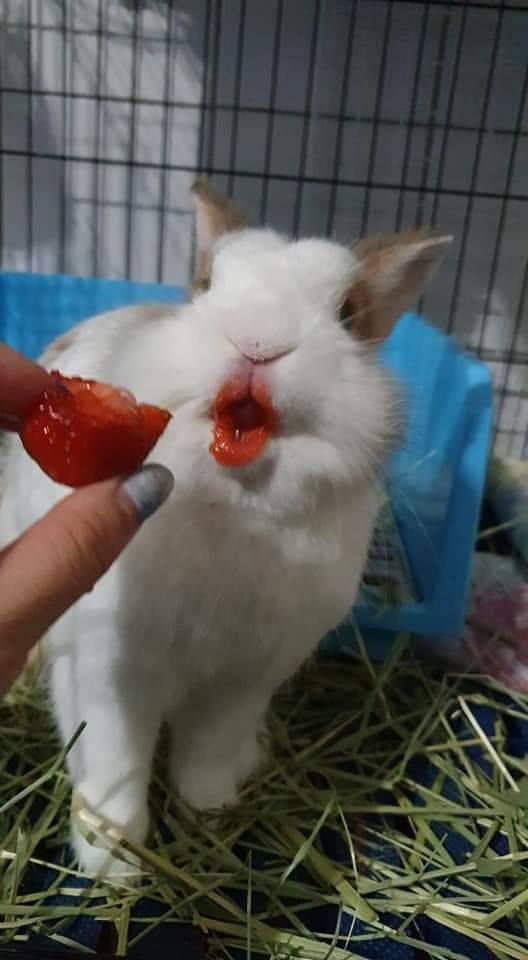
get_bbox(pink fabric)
[464,582,528,693]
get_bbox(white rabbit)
[0,182,449,876]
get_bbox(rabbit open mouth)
[210,377,279,468]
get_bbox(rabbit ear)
[190,179,251,297]
[342,230,452,343]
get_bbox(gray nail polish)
[120,464,174,522]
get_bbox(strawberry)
[21,371,171,487]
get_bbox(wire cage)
[0,0,526,454]
[0,5,527,958]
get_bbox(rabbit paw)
[175,735,263,813]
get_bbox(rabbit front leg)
[47,605,162,877]
[169,678,269,812]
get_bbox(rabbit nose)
[231,339,294,364]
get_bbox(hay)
[1,638,528,958]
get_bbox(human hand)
[0,343,173,694]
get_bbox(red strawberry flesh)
[20,371,171,487]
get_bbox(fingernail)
[119,464,174,522]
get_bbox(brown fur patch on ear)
[352,227,434,262]
[343,229,451,343]
[191,179,249,238]
[339,277,376,342]
[190,179,251,298]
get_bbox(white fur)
[0,231,396,876]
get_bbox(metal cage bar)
[0,0,526,453]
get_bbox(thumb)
[0,464,173,693]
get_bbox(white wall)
[1,0,203,283]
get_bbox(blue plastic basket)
[0,271,493,644]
